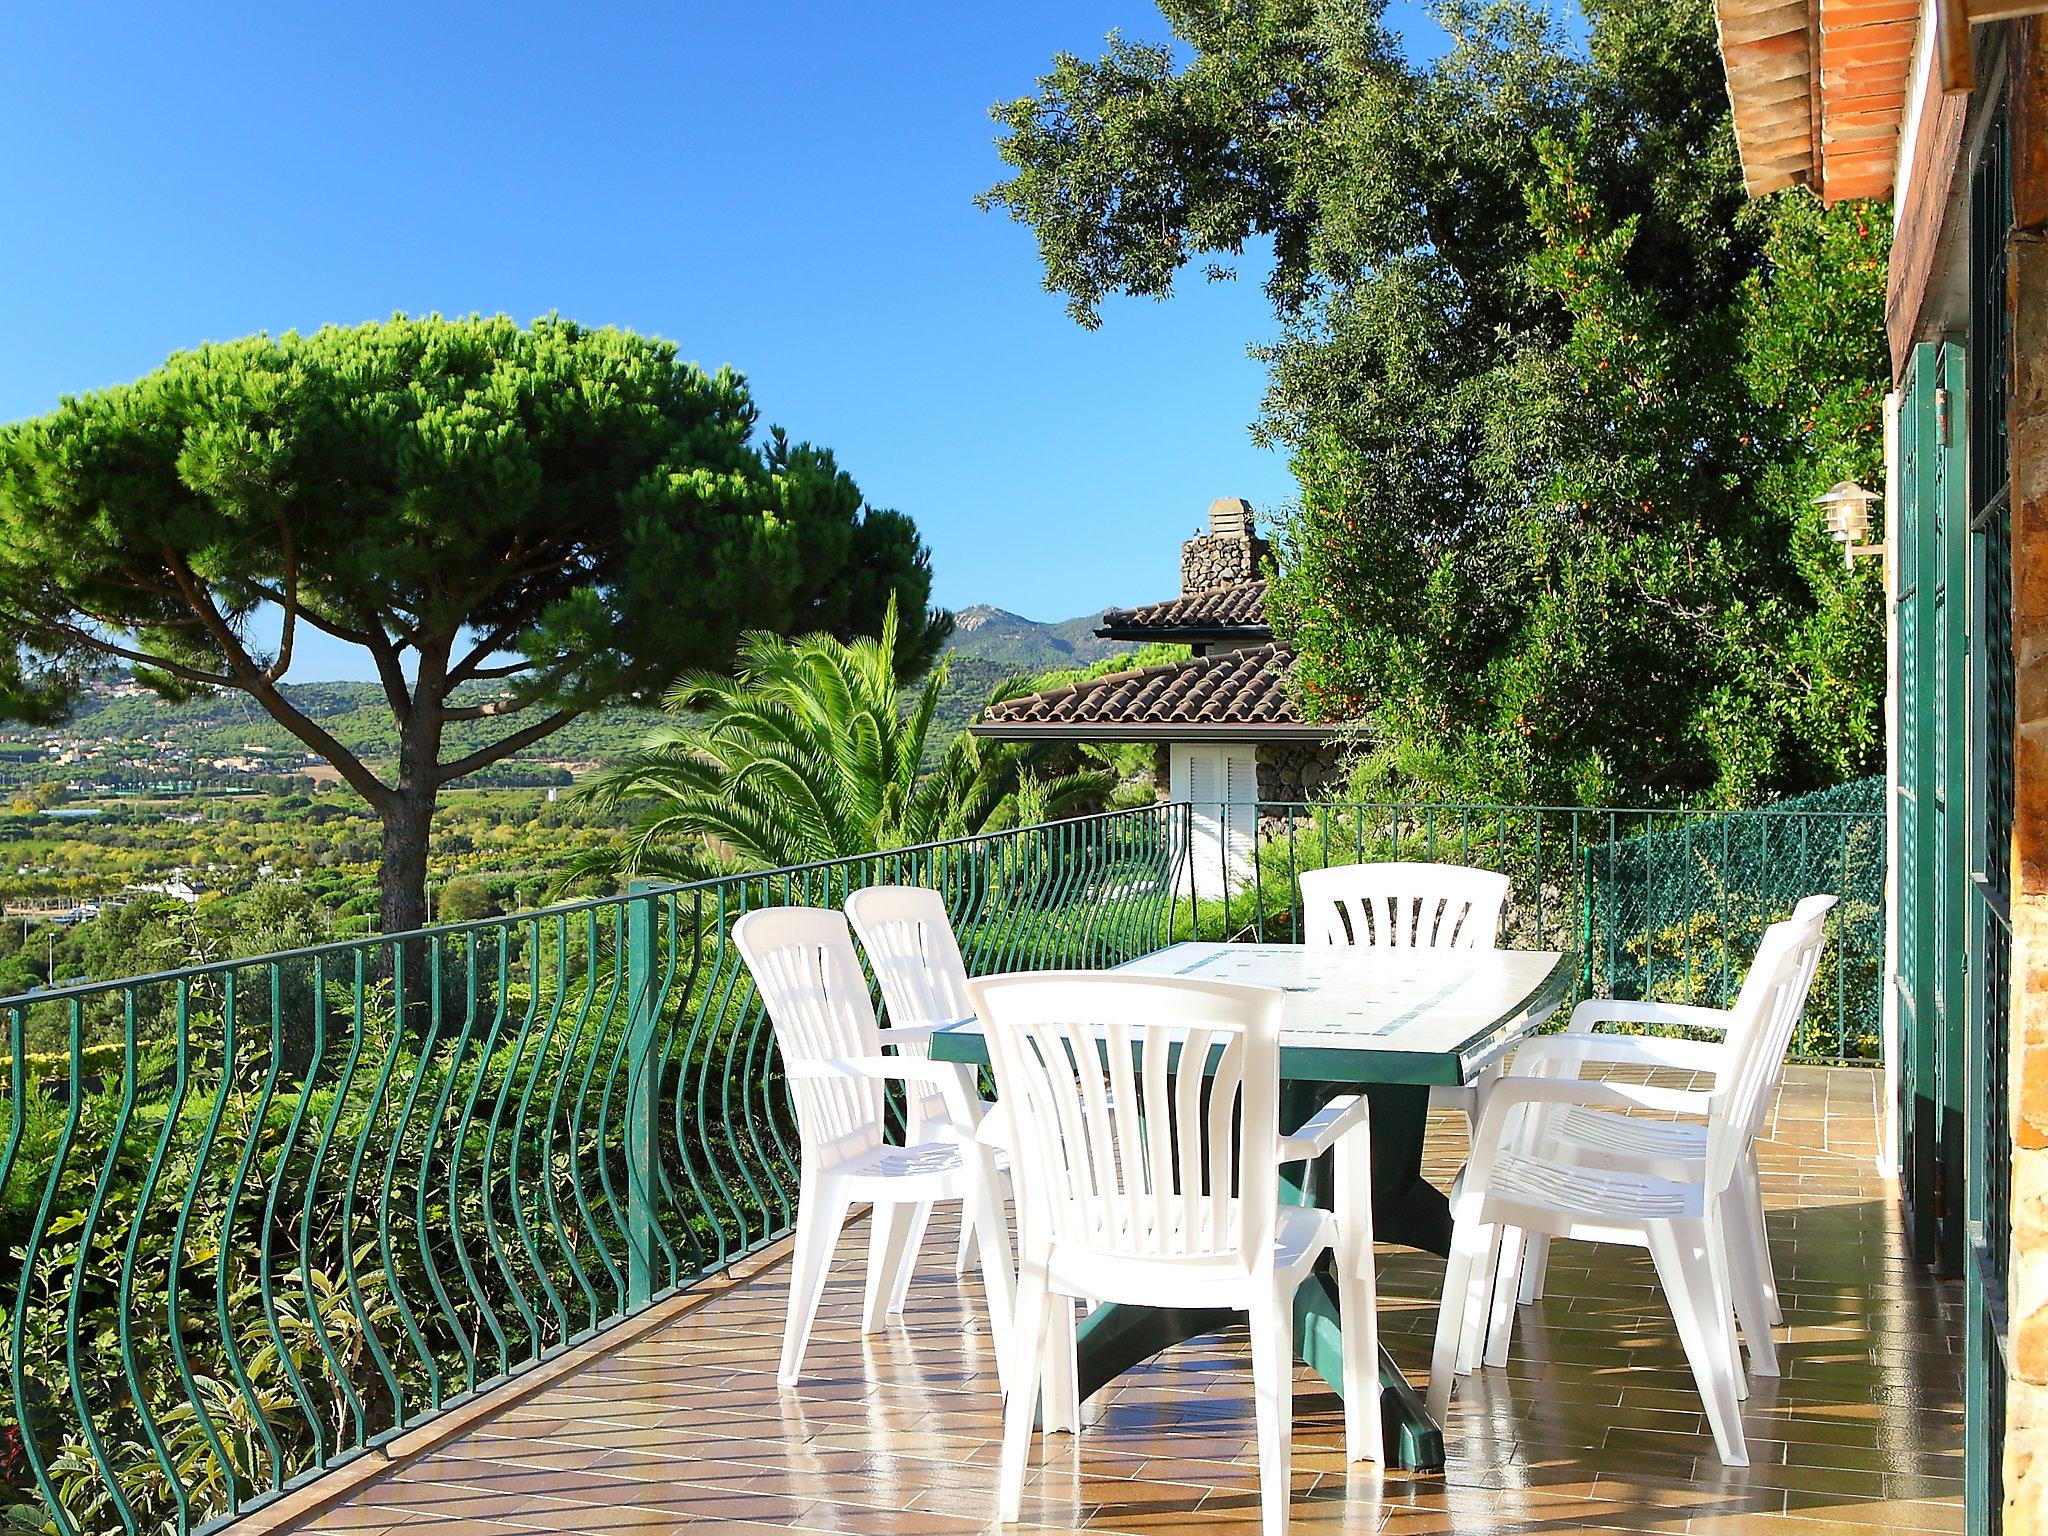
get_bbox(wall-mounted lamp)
[1814,481,1885,570]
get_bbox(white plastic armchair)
[1298,861,1519,1130]
[732,907,1012,1389]
[1495,896,1836,1351]
[1428,918,1822,1468]
[845,885,997,1299]
[969,971,1381,1536]
[1426,1071,1754,1465]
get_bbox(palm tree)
[570,600,1110,884]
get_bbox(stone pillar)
[2007,22,2048,1530]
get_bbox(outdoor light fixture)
[1814,481,1884,570]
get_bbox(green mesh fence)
[1186,780,1887,1062]
[1582,778,1885,1061]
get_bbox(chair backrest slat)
[1299,862,1511,951]
[968,973,1282,1268]
[845,885,974,1030]
[1705,897,1837,1191]
[733,907,885,1164]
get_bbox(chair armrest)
[1279,1094,1370,1162]
[879,1022,945,1048]
[1511,1033,1724,1080]
[786,1055,980,1127]
[1468,1075,1714,1188]
[1567,998,1732,1036]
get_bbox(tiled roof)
[1097,580,1270,637]
[973,643,1326,737]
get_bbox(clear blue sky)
[2,1,1460,681]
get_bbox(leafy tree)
[0,314,948,933]
[574,601,1110,882]
[982,0,1888,806]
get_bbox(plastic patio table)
[928,939,1575,1472]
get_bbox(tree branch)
[355,609,414,724]
[440,685,545,722]
[266,519,298,683]
[159,546,395,811]
[238,582,384,646]
[435,708,581,784]
[37,617,239,691]
[460,659,541,682]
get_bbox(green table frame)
[930,944,1575,1473]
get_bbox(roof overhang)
[1713,0,1919,201]
[1091,624,1272,645]
[967,722,1340,744]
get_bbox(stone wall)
[1256,742,1346,810]
[2008,25,2048,1530]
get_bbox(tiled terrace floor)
[282,1066,1962,1536]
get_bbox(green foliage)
[0,809,1186,1535]
[983,0,1889,807]
[0,314,946,930]
[573,602,1115,883]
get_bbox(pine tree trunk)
[378,690,445,938]
[378,791,434,937]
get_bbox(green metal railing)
[1,790,1886,1535]
[0,807,1182,1536]
[1183,780,1885,1062]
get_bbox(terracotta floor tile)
[279,1068,1959,1536]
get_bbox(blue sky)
[2,1,1461,681]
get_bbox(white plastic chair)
[1491,895,1836,1369]
[733,906,1012,1388]
[1298,861,1515,1127]
[844,884,993,1301]
[1425,919,1820,1467]
[1298,861,1512,951]
[968,971,1382,1536]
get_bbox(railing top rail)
[1207,798,1882,821]
[0,803,1178,1016]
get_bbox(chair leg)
[1456,1222,1503,1374]
[1427,1219,1493,1422]
[887,1200,935,1316]
[1482,1226,1522,1369]
[1041,1296,1081,1434]
[1704,1204,1748,1402]
[780,1177,852,1387]
[1333,1132,1383,1464]
[1736,1154,1782,1327]
[997,1263,1054,1523]
[1518,1232,1550,1303]
[1334,1250,1383,1463]
[1646,1219,1748,1467]
[1248,1289,1297,1536]
[862,1199,918,1333]
[1718,1189,1779,1378]
[965,1161,1017,1398]
[954,1203,976,1275]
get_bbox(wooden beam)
[1939,0,1975,90]
[1969,0,2048,20]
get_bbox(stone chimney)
[1180,497,1266,593]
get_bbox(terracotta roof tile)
[1097,580,1270,636]
[975,643,1315,733]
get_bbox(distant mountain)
[944,604,1137,672]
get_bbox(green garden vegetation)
[982,0,1890,807]
[0,314,946,938]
